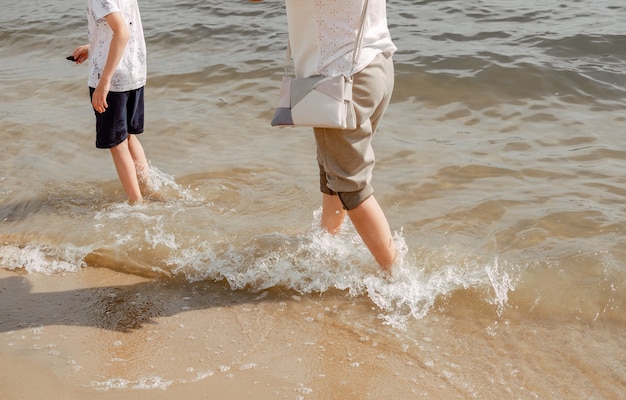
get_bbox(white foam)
[1,203,521,327]
[91,376,173,391]
[0,243,88,274]
[162,208,519,328]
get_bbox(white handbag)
[271,0,369,130]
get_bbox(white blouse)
[284,0,396,78]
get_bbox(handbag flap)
[290,76,327,105]
[315,76,349,102]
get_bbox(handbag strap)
[283,0,370,77]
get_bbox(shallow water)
[1,0,625,397]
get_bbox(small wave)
[0,240,90,275]
[0,204,521,328]
[159,209,518,329]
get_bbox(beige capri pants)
[314,51,395,210]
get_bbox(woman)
[267,0,398,271]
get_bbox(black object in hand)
[66,55,76,61]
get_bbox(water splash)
[0,243,89,274]
[485,257,517,316]
[1,200,522,326]
[160,208,518,328]
[144,163,198,203]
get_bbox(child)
[71,0,150,204]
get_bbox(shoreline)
[0,268,287,399]
[2,267,625,399]
[0,267,424,399]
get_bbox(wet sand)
[0,267,427,399]
[0,351,289,400]
[2,267,625,399]
[0,267,285,399]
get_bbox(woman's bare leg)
[321,193,347,234]
[347,195,396,271]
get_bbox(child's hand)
[72,45,89,64]
[92,81,110,114]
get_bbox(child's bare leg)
[321,193,347,234]
[110,138,143,204]
[127,134,148,188]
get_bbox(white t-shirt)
[284,0,397,78]
[87,0,147,91]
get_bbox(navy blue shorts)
[90,87,145,149]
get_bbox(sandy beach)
[0,267,340,400]
[1,267,432,399]
[2,266,625,399]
